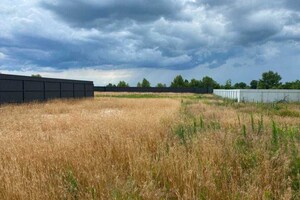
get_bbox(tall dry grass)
[0,98,180,199]
[0,94,299,199]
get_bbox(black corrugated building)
[0,74,94,104]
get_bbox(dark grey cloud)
[285,0,300,10]
[0,33,114,69]
[233,14,284,45]
[1,0,300,83]
[200,0,235,7]
[40,0,183,29]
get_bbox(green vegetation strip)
[172,97,300,199]
[95,93,205,99]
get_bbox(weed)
[174,124,187,144]
[257,114,264,135]
[237,114,241,126]
[242,124,247,138]
[289,156,300,197]
[200,115,205,129]
[209,121,221,130]
[64,170,79,200]
[271,121,279,152]
[278,110,300,118]
[90,187,97,200]
[193,119,197,134]
[250,113,255,132]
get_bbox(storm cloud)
[0,0,299,84]
[40,0,183,28]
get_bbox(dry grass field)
[0,93,299,199]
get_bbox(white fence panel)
[213,89,300,103]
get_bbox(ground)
[0,93,299,199]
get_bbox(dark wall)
[94,87,213,94]
[0,74,94,104]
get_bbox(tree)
[117,81,129,87]
[106,83,116,87]
[234,82,247,89]
[184,79,190,87]
[201,76,219,89]
[290,80,300,89]
[189,79,201,88]
[280,80,300,89]
[141,78,151,87]
[171,75,186,88]
[258,71,282,89]
[250,80,258,89]
[31,74,42,78]
[137,78,151,87]
[224,79,232,89]
[156,83,166,88]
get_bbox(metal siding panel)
[61,91,74,98]
[0,92,23,103]
[85,84,94,91]
[24,81,44,91]
[61,83,73,91]
[45,91,61,99]
[74,83,84,91]
[0,80,23,91]
[24,92,44,102]
[45,82,60,91]
[74,90,85,98]
[86,90,94,97]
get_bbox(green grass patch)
[277,109,300,118]
[95,93,205,100]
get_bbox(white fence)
[213,89,300,103]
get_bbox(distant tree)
[250,80,258,89]
[106,83,116,87]
[234,82,248,89]
[189,79,201,88]
[280,80,300,89]
[291,80,300,89]
[117,81,129,87]
[201,76,220,89]
[137,78,151,87]
[258,71,282,89]
[224,79,232,89]
[184,79,190,87]
[171,75,186,88]
[141,78,151,87]
[156,83,167,88]
[31,74,42,78]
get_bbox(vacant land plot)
[0,93,299,199]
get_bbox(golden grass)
[0,94,299,199]
[94,92,196,96]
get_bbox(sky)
[0,0,299,86]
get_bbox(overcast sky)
[0,0,299,85]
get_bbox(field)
[0,93,299,199]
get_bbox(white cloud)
[0,52,6,60]
[0,67,134,85]
[0,0,300,83]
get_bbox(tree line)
[106,71,300,89]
